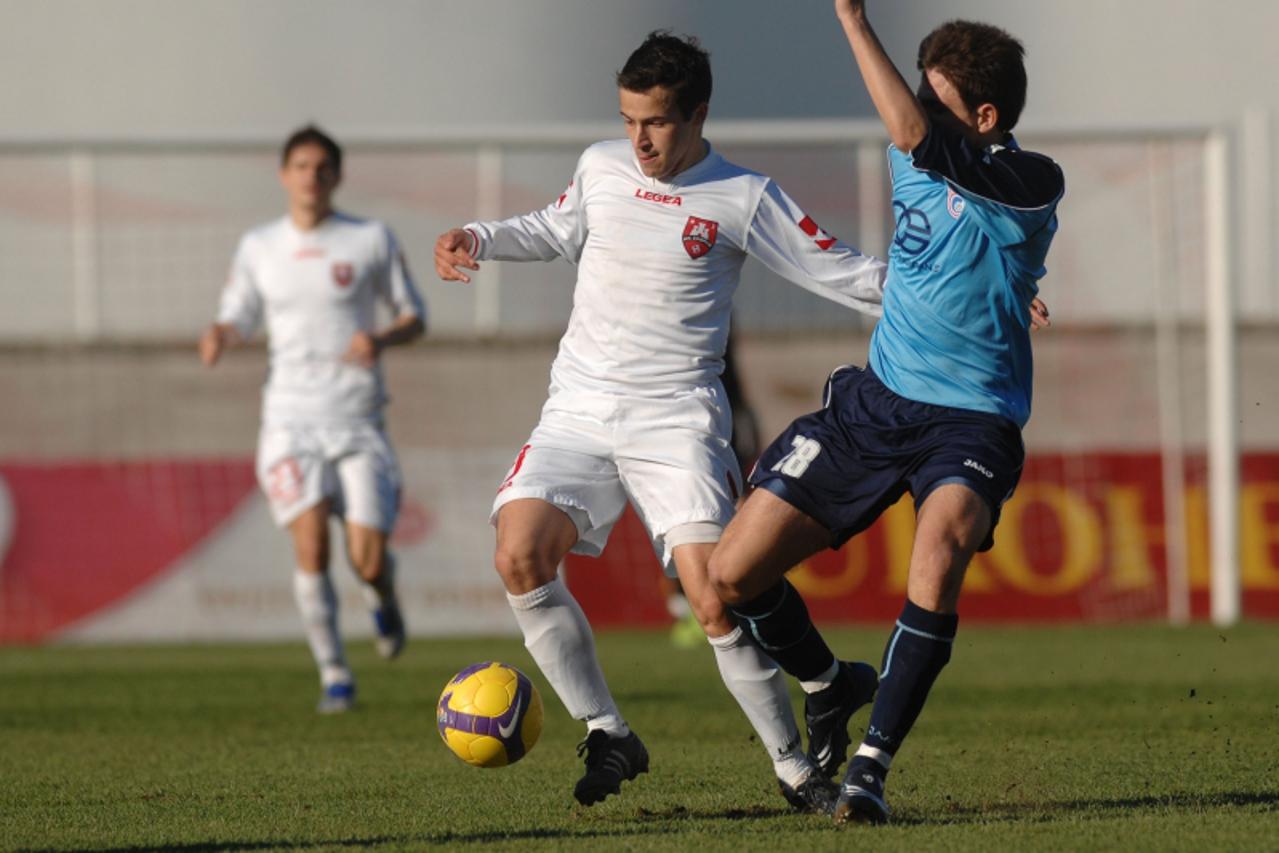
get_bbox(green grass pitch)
[3,624,1277,851]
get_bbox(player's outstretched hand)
[1030,296,1051,330]
[344,330,380,368]
[434,228,480,284]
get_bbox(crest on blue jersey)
[946,187,966,220]
[892,201,931,255]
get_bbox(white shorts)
[491,384,742,574]
[256,422,402,532]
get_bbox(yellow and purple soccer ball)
[437,662,543,768]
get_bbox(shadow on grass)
[36,804,793,851]
[39,792,1271,850]
[892,789,1279,827]
[23,839,401,853]
[631,803,786,822]
[406,803,798,846]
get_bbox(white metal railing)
[0,121,1249,341]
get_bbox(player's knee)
[908,553,969,613]
[682,583,733,636]
[288,506,331,571]
[707,550,748,606]
[292,538,328,573]
[348,548,384,583]
[709,541,767,605]
[344,532,386,581]
[934,520,984,562]
[921,490,990,553]
[697,612,735,638]
[493,544,557,594]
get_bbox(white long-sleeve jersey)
[465,139,885,396]
[216,212,426,426]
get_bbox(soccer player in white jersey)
[434,32,887,812]
[200,126,426,713]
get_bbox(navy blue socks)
[852,600,958,777]
[728,578,836,682]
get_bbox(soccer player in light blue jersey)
[709,0,1064,825]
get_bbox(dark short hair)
[917,20,1027,131]
[280,124,342,174]
[616,30,712,119]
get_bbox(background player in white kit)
[434,33,886,811]
[200,126,426,713]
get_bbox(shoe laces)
[576,729,612,769]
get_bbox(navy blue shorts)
[748,366,1024,552]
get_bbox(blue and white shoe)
[833,763,891,825]
[316,681,356,714]
[363,558,406,661]
[373,597,405,660]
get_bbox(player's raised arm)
[201,236,261,366]
[835,0,929,152]
[744,180,886,317]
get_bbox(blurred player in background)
[200,125,426,713]
[711,0,1063,824]
[435,32,885,811]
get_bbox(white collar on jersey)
[639,141,721,191]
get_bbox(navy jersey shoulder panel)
[909,122,1064,210]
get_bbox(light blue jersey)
[868,124,1064,427]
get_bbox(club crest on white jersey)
[682,216,718,258]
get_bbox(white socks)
[292,570,351,687]
[504,578,818,785]
[507,578,628,737]
[708,626,813,787]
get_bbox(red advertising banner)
[3,453,1277,643]
[0,451,529,644]
[565,453,1279,625]
[0,461,258,642]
